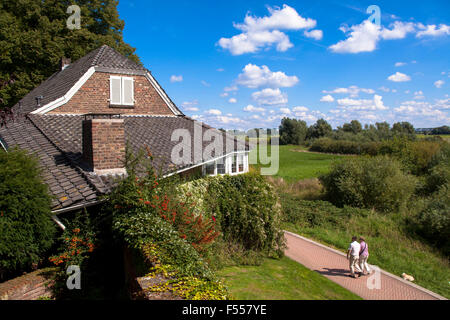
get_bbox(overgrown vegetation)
[107,148,226,299]
[279,196,450,298]
[0,148,56,281]
[320,155,417,212]
[177,172,286,269]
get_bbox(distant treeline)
[417,125,450,135]
[279,118,421,146]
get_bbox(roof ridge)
[91,45,108,67]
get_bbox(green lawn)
[251,144,348,181]
[217,256,361,300]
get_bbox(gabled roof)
[13,45,182,115]
[0,114,248,212]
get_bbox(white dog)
[401,273,414,282]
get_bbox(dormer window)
[110,76,134,106]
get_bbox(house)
[0,45,249,214]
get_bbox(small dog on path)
[402,273,414,282]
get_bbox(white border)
[31,67,96,115]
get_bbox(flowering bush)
[108,147,228,299]
[49,227,95,268]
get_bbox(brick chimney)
[82,116,126,175]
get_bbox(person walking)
[347,236,362,278]
[359,236,371,275]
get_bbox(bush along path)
[284,231,446,300]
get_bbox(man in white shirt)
[347,236,362,278]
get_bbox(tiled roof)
[0,114,248,211]
[0,117,98,210]
[13,45,154,114]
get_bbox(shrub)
[48,210,96,298]
[0,148,56,279]
[379,138,443,175]
[106,147,230,300]
[415,183,450,256]
[320,155,417,212]
[205,173,285,256]
[310,138,381,155]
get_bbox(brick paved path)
[284,231,446,300]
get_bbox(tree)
[375,122,391,140]
[307,118,332,140]
[392,122,415,135]
[279,117,307,145]
[0,148,56,280]
[343,120,362,134]
[0,0,141,110]
[431,125,450,135]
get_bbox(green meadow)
[251,144,349,181]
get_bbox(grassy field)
[251,144,348,181]
[217,256,361,300]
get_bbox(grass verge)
[217,256,361,300]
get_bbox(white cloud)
[244,105,265,112]
[181,100,199,111]
[280,107,291,114]
[228,98,237,103]
[320,94,335,102]
[303,29,323,40]
[337,94,388,111]
[330,20,448,54]
[388,72,411,82]
[413,91,425,99]
[380,21,415,40]
[292,106,309,112]
[215,116,246,125]
[201,80,211,87]
[170,75,183,83]
[395,62,406,67]
[224,85,238,92]
[416,24,450,37]
[322,85,375,98]
[252,88,288,106]
[394,100,450,124]
[218,5,318,55]
[205,109,222,115]
[217,68,225,72]
[434,80,445,88]
[236,64,299,89]
[329,20,380,53]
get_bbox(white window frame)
[202,153,249,176]
[109,76,135,106]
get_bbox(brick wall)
[0,268,55,300]
[49,72,174,115]
[82,118,125,173]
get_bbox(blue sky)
[117,0,450,130]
